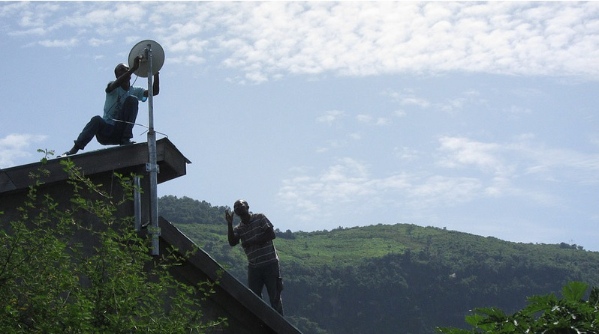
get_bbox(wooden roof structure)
[0,138,301,334]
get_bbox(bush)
[0,152,226,333]
[437,281,599,334]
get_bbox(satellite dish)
[128,40,165,77]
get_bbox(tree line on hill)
[158,195,599,333]
[4,161,594,334]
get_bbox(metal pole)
[145,44,160,256]
[134,175,141,232]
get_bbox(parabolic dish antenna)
[128,40,165,77]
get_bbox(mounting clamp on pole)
[145,163,160,173]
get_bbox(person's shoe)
[61,144,81,157]
[120,139,136,146]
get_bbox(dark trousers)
[74,96,139,149]
[248,261,284,315]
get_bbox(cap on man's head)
[234,199,248,208]
[114,63,129,77]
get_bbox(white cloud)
[356,114,372,123]
[88,38,111,47]
[394,110,407,117]
[356,114,389,126]
[278,157,378,222]
[401,97,432,108]
[4,2,599,81]
[394,146,419,162]
[521,146,599,186]
[383,89,432,109]
[386,88,488,116]
[409,175,482,207]
[438,136,503,171]
[278,156,483,224]
[437,135,599,195]
[349,133,362,141]
[207,2,599,81]
[0,134,47,168]
[315,139,346,154]
[282,134,599,226]
[316,110,345,124]
[39,38,78,48]
[504,105,532,115]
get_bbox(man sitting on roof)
[63,56,159,156]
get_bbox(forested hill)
[158,195,599,334]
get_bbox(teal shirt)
[103,82,147,124]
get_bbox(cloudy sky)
[1,2,598,251]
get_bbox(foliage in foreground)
[0,152,226,333]
[437,281,599,334]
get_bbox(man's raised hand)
[225,210,234,225]
[131,55,143,72]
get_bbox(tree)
[0,151,226,333]
[437,281,599,333]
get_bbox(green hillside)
[159,195,599,334]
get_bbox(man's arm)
[225,210,239,246]
[106,56,141,93]
[144,72,160,97]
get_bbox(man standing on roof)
[225,199,284,315]
[63,56,159,156]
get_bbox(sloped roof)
[0,138,301,333]
[159,217,302,333]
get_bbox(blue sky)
[1,2,598,251]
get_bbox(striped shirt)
[233,213,279,268]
